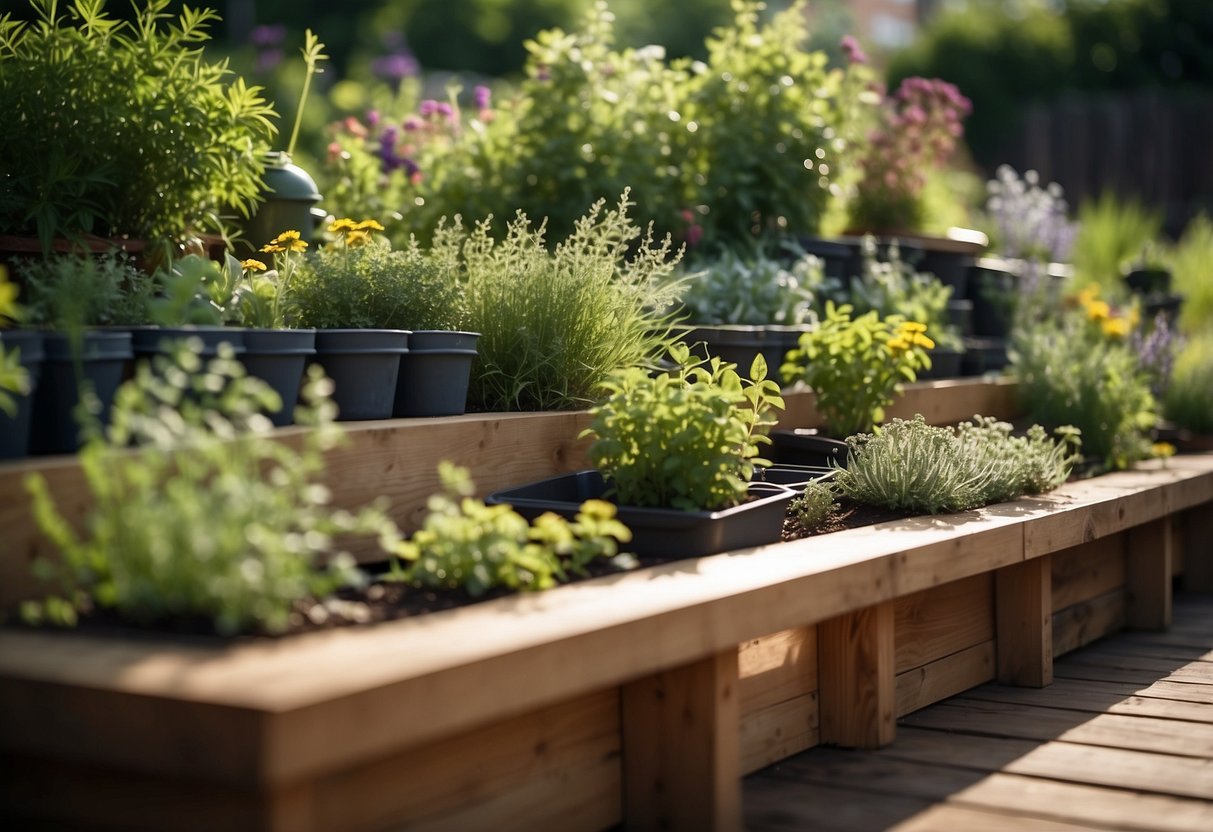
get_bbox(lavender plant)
[985,166,1077,264]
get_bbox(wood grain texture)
[1127,518,1174,630]
[996,556,1053,686]
[622,650,741,832]
[895,641,995,718]
[1053,589,1127,656]
[775,377,1020,431]
[737,627,816,716]
[1181,503,1213,592]
[894,574,994,674]
[739,693,819,776]
[1050,535,1126,613]
[818,601,895,749]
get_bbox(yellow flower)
[1101,317,1131,339]
[344,229,372,247]
[886,336,909,351]
[911,333,935,349]
[1085,300,1111,322]
[328,218,357,234]
[899,321,928,333]
[1152,441,1176,459]
[1076,285,1099,308]
[260,243,285,253]
[355,219,385,231]
[267,230,308,253]
[241,258,267,272]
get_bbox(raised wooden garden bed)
[2,378,1209,831]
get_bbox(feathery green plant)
[790,480,838,533]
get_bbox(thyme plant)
[790,480,838,534]
[391,462,632,597]
[23,343,394,635]
[582,344,784,511]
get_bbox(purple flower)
[419,99,440,118]
[255,48,283,74]
[402,115,422,132]
[366,109,381,128]
[840,35,868,66]
[474,85,492,111]
[250,25,286,48]
[372,52,419,83]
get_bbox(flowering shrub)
[781,302,934,438]
[848,76,972,233]
[985,166,1077,263]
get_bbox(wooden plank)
[307,689,620,832]
[900,698,1213,757]
[961,680,1213,724]
[895,641,995,717]
[996,556,1053,687]
[818,601,895,749]
[1053,589,1126,656]
[1054,665,1213,695]
[1061,652,1213,678]
[884,726,1213,800]
[889,523,1024,597]
[894,574,994,674]
[737,627,816,716]
[1173,514,1186,577]
[739,693,819,776]
[753,750,1213,832]
[1072,641,1213,664]
[621,649,740,832]
[1024,481,1169,558]
[1050,536,1126,613]
[775,377,1020,431]
[1126,518,1174,630]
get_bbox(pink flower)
[840,35,868,66]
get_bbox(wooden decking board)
[744,595,1213,830]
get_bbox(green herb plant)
[0,267,29,416]
[582,344,784,512]
[0,0,278,255]
[16,252,153,330]
[22,342,395,635]
[781,302,935,438]
[789,480,838,534]
[848,236,963,350]
[390,461,632,597]
[1071,192,1163,298]
[1165,330,1213,436]
[833,414,1080,514]
[679,247,822,326]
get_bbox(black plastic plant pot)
[965,263,1018,339]
[794,236,855,287]
[486,470,797,558]
[756,464,836,490]
[130,326,246,361]
[31,330,132,455]
[0,330,44,460]
[684,325,790,377]
[394,350,478,418]
[769,430,850,469]
[312,329,409,421]
[407,330,481,351]
[240,328,316,427]
[1125,268,1172,298]
[947,298,974,338]
[960,337,1010,377]
[919,347,965,380]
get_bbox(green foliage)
[848,236,963,350]
[0,266,30,416]
[1012,311,1157,470]
[833,414,1080,515]
[0,0,278,251]
[1170,213,1213,335]
[582,343,784,511]
[1071,192,1163,297]
[16,252,153,329]
[1165,331,1213,436]
[456,193,686,411]
[790,480,837,533]
[291,223,464,331]
[781,302,934,438]
[22,343,394,635]
[390,461,632,597]
[678,246,822,326]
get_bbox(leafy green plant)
[790,480,837,533]
[1170,213,1213,335]
[781,302,934,438]
[291,219,464,331]
[0,267,29,416]
[833,414,1080,514]
[457,192,686,411]
[389,461,632,597]
[0,0,278,254]
[22,342,394,635]
[1165,331,1213,436]
[848,236,963,350]
[1012,311,1157,470]
[1071,192,1163,297]
[16,252,154,329]
[582,344,784,511]
[678,247,821,326]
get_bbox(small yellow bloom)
[1076,285,1099,307]
[355,219,385,231]
[912,333,935,349]
[328,218,357,233]
[1152,441,1176,459]
[886,337,909,351]
[267,230,308,253]
[344,229,372,247]
[260,243,285,254]
[1101,317,1131,339]
[900,321,928,333]
[241,258,267,272]
[1085,300,1111,321]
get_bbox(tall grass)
[1166,331,1213,435]
[1169,213,1213,335]
[1071,192,1162,296]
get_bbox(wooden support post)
[995,555,1053,688]
[621,649,741,832]
[1126,518,1173,630]
[1182,506,1213,593]
[817,601,895,749]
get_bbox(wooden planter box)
[2,378,1210,831]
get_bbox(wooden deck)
[744,593,1213,832]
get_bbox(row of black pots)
[0,326,480,460]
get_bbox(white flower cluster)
[986,165,1077,263]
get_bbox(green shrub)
[1071,192,1163,297]
[583,344,783,511]
[1170,213,1213,335]
[781,302,934,438]
[390,461,632,597]
[1012,312,1157,470]
[1165,331,1213,436]
[16,252,153,329]
[678,246,821,326]
[22,343,393,635]
[848,236,963,350]
[833,414,1079,514]
[0,267,29,416]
